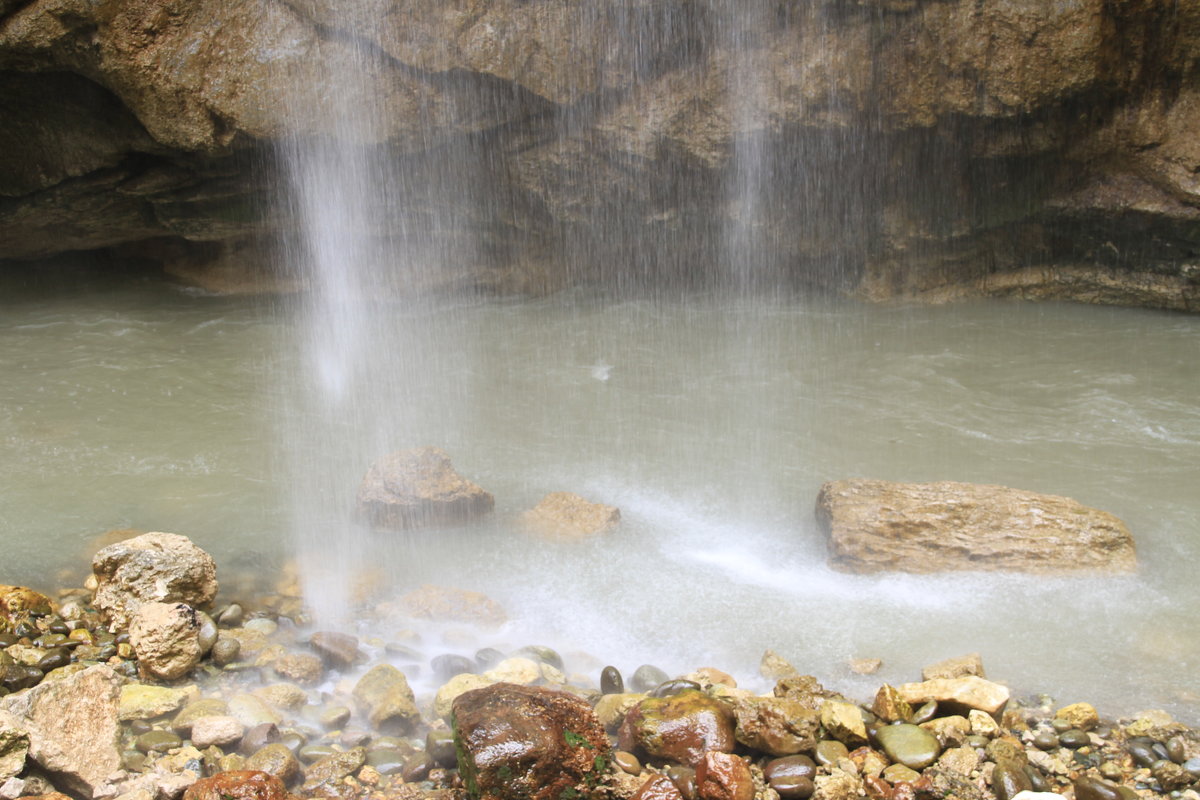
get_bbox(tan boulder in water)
[522,492,620,538]
[815,479,1136,574]
[357,447,494,530]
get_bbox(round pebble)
[196,612,218,654]
[298,744,336,763]
[35,648,71,672]
[814,739,849,767]
[1127,739,1159,768]
[426,730,457,768]
[600,665,624,695]
[911,700,938,725]
[1059,729,1090,749]
[665,765,696,800]
[136,730,182,754]
[1033,731,1060,750]
[1182,757,1200,778]
[474,647,506,670]
[630,664,670,693]
[764,755,817,784]
[1166,736,1186,764]
[875,723,941,770]
[514,645,563,670]
[366,746,406,775]
[431,653,475,681]
[991,762,1031,800]
[613,751,641,774]
[217,604,244,627]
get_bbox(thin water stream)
[1,270,1198,719]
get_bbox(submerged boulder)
[815,479,1137,574]
[522,492,621,537]
[452,683,610,800]
[356,447,495,530]
[91,532,218,630]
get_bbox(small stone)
[814,740,849,766]
[936,746,980,776]
[308,632,359,669]
[227,694,282,728]
[634,775,686,800]
[1032,731,1060,750]
[601,666,625,694]
[595,692,645,731]
[760,650,799,680]
[872,685,912,723]
[183,769,288,800]
[217,604,244,627]
[1054,702,1099,732]
[136,729,182,753]
[819,700,868,747]
[968,709,999,737]
[426,730,458,768]
[882,764,921,783]
[242,743,298,786]
[993,762,1033,800]
[615,750,642,774]
[618,690,736,767]
[210,637,241,666]
[128,602,202,681]
[431,654,476,681]
[434,673,492,720]
[630,664,671,693]
[253,683,309,711]
[351,664,419,733]
[875,723,941,770]
[191,715,245,749]
[272,653,323,685]
[897,677,1009,716]
[696,752,754,800]
[172,699,231,734]
[484,657,541,685]
[119,684,196,721]
[1057,729,1089,749]
[921,654,985,681]
[764,755,816,800]
[848,658,882,676]
[1073,777,1123,800]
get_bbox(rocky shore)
[1,531,1197,800]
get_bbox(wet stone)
[474,647,506,670]
[1058,729,1089,749]
[618,690,736,767]
[1182,756,1200,778]
[244,743,301,785]
[651,679,703,698]
[431,653,475,681]
[366,746,406,775]
[1166,736,1187,764]
[764,755,817,800]
[814,739,849,766]
[614,750,642,774]
[303,746,367,786]
[631,664,671,693]
[308,631,359,669]
[634,775,685,800]
[911,701,938,725]
[426,730,458,767]
[1033,731,1060,750]
[1127,739,1159,768]
[875,723,942,770]
[137,729,183,753]
[239,722,280,754]
[211,637,241,666]
[666,765,697,800]
[695,751,754,800]
[298,744,336,763]
[1074,776,1123,800]
[515,645,563,670]
[401,751,434,782]
[991,762,1032,800]
[601,665,624,694]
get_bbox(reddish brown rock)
[618,690,736,767]
[816,479,1137,574]
[453,683,609,800]
[183,770,291,800]
[356,447,494,530]
[633,775,686,800]
[696,752,755,800]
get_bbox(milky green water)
[2,268,1198,719]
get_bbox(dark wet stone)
[1059,729,1089,749]
[47,619,70,635]
[1024,765,1049,792]
[308,631,359,669]
[197,613,218,654]
[402,751,435,782]
[1182,756,1200,778]
[33,634,67,648]
[764,755,817,800]
[122,749,147,771]
[650,679,703,698]
[431,653,476,681]
[278,732,305,753]
[1033,731,1060,750]
[875,724,941,770]
[426,730,458,767]
[0,634,16,648]
[631,664,671,693]
[137,730,183,753]
[453,683,610,800]
[515,645,563,670]
[1074,777,1123,800]
[618,690,735,767]
[666,766,697,800]
[35,647,71,671]
[614,750,641,774]
[991,762,1032,800]
[474,647,506,670]
[601,665,624,695]
[814,740,849,766]
[1154,760,1193,791]
[1166,737,1187,764]
[1127,739,1159,768]
[14,622,36,639]
[130,719,154,735]
[0,665,43,691]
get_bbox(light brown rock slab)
[522,492,621,537]
[815,479,1137,574]
[356,447,494,530]
[897,676,1010,716]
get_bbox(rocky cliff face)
[1,0,1198,309]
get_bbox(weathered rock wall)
[0,0,1198,309]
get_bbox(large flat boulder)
[815,479,1136,574]
[356,447,494,530]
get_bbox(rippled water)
[2,269,1198,719]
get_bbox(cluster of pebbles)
[0,534,1198,800]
